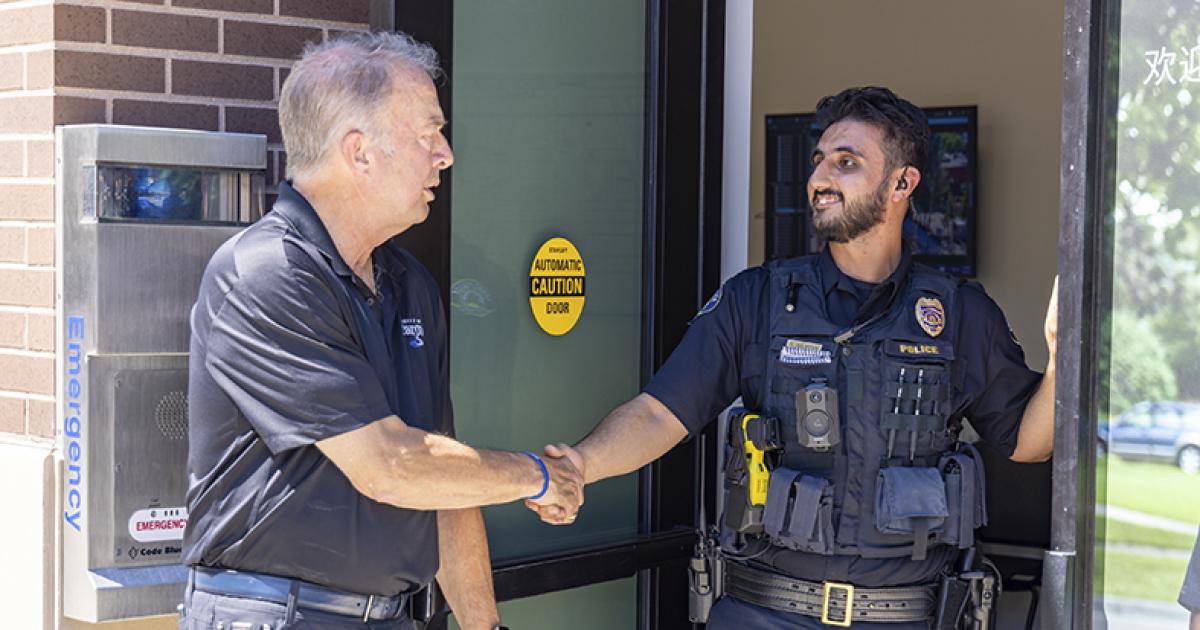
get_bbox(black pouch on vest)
[763,468,835,555]
[938,445,988,548]
[874,466,948,560]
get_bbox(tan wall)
[750,0,1063,367]
[0,1,370,626]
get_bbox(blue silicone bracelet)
[522,451,550,501]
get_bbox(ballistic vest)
[747,255,986,561]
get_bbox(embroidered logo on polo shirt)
[401,317,425,348]
[779,339,832,365]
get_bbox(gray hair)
[279,31,441,179]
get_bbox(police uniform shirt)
[644,247,1043,586]
[183,182,452,596]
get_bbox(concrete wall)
[0,1,371,626]
[749,0,1064,367]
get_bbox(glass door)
[448,0,646,625]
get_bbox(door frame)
[1051,0,1121,627]
[390,2,725,627]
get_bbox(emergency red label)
[128,507,189,543]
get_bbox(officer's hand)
[526,445,584,525]
[1044,276,1058,364]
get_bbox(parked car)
[1098,401,1200,475]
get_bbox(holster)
[687,527,724,623]
[934,548,999,630]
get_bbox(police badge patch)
[695,286,722,317]
[915,297,945,338]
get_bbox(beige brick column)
[0,1,371,627]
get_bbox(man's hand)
[1044,275,1058,366]
[525,444,585,525]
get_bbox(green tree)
[1101,310,1179,417]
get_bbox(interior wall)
[749,0,1063,368]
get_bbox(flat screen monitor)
[764,106,978,276]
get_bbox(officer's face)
[807,120,892,243]
[368,68,454,233]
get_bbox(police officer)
[182,32,583,630]
[532,87,1057,628]
[1182,527,1200,629]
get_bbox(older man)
[180,32,581,630]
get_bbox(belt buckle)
[363,594,375,623]
[820,581,854,627]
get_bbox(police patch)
[696,286,722,317]
[915,297,945,338]
[779,339,832,365]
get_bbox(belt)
[724,561,936,627]
[191,566,411,622]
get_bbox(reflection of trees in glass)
[1113,0,1200,409]
[1100,310,1179,414]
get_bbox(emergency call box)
[57,125,266,621]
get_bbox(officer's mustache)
[810,188,844,207]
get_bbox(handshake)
[523,443,588,526]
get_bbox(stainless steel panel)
[60,124,266,170]
[95,223,240,353]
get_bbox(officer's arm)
[316,416,584,511]
[436,508,500,630]
[572,393,689,484]
[1011,278,1057,463]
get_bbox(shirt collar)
[272,181,407,280]
[816,245,913,310]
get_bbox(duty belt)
[191,566,411,622]
[724,561,936,627]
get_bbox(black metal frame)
[1049,0,1120,627]
[393,2,725,628]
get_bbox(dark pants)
[706,594,931,630]
[179,587,415,630]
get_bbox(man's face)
[807,120,893,243]
[368,68,454,231]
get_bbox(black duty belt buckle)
[820,581,854,627]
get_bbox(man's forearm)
[318,417,579,511]
[437,508,499,630]
[1011,363,1055,463]
[575,393,688,484]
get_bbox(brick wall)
[0,0,370,441]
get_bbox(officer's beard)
[810,177,889,244]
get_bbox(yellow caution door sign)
[529,237,585,336]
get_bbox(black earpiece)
[896,178,907,191]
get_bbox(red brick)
[0,352,53,395]
[173,60,273,100]
[224,20,321,60]
[174,0,273,15]
[54,4,106,44]
[27,398,54,438]
[0,311,23,348]
[25,225,52,266]
[55,96,107,126]
[26,313,53,352]
[0,224,23,262]
[0,5,52,47]
[25,49,52,90]
[0,142,22,177]
[225,106,280,143]
[25,141,53,178]
[56,51,164,93]
[0,54,21,92]
[0,184,53,221]
[113,99,218,131]
[0,268,54,308]
[113,10,217,53]
[279,0,368,24]
[0,395,22,434]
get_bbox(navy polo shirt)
[183,182,452,596]
[644,248,1043,585]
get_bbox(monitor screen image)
[764,106,978,277]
